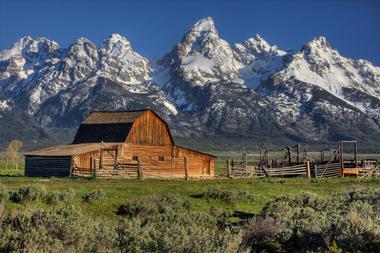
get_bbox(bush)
[116,194,192,219]
[200,187,250,204]
[57,189,76,202]
[116,195,240,252]
[0,206,118,252]
[238,217,286,253]
[43,192,60,205]
[8,185,46,203]
[82,190,105,203]
[239,189,380,252]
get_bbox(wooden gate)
[313,162,341,178]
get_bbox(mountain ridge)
[1,17,380,150]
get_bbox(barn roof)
[82,110,147,124]
[24,143,122,157]
[72,123,133,144]
[72,109,150,144]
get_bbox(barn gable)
[73,109,174,145]
[126,110,174,145]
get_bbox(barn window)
[159,156,164,161]
[132,156,139,161]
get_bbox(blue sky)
[1,0,379,65]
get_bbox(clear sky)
[1,0,379,65]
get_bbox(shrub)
[200,187,250,204]
[0,206,118,252]
[82,190,105,203]
[116,194,192,220]
[238,217,286,253]
[116,195,240,252]
[43,192,60,205]
[239,189,380,252]
[8,185,46,203]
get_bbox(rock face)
[1,17,380,148]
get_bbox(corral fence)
[227,141,380,179]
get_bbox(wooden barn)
[24,109,216,179]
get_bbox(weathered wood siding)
[174,146,215,177]
[25,156,72,177]
[123,143,172,179]
[126,110,173,145]
[122,144,215,179]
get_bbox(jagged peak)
[235,34,285,58]
[68,37,96,52]
[73,37,95,45]
[0,36,60,60]
[101,33,132,50]
[304,36,332,50]
[190,17,216,33]
[176,17,227,57]
[8,35,59,50]
[243,34,271,48]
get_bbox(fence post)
[226,159,231,178]
[314,164,318,179]
[137,158,143,180]
[184,156,189,180]
[339,141,344,176]
[306,160,311,178]
[296,144,300,164]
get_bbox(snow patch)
[0,100,11,111]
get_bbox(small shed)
[25,109,216,179]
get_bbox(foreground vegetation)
[0,173,379,252]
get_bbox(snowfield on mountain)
[1,17,380,148]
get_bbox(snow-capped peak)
[168,17,241,85]
[0,36,60,61]
[0,99,11,111]
[234,34,286,65]
[102,33,132,51]
[189,17,217,34]
[305,36,331,49]
[98,34,149,86]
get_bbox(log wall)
[126,110,173,145]
[25,156,72,177]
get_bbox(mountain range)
[1,17,380,150]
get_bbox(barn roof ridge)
[88,108,151,113]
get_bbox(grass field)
[1,167,380,220]
[0,153,380,219]
[1,159,380,252]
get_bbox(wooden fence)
[228,160,311,178]
[314,162,341,178]
[260,163,310,177]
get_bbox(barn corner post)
[69,157,74,177]
[137,158,143,180]
[184,156,189,180]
